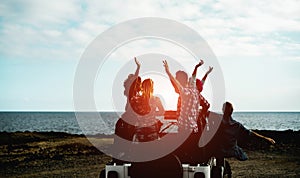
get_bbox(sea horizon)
[1,111,299,135]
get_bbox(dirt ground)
[0,131,299,177]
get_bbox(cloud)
[0,0,83,27]
[182,0,300,59]
[1,0,299,111]
[0,0,86,60]
[212,0,300,31]
[1,0,299,61]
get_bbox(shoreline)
[1,130,299,177]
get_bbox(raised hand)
[134,57,141,76]
[207,66,213,74]
[163,60,183,92]
[163,60,169,73]
[196,59,204,67]
[134,57,141,68]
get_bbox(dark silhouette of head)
[223,102,233,119]
[123,74,141,98]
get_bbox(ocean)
[0,112,299,135]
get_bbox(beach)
[0,130,299,177]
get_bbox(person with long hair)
[133,78,164,142]
[123,57,142,112]
[142,78,164,116]
[115,57,142,142]
[112,57,142,164]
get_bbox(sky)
[0,0,300,112]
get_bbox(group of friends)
[113,57,276,177]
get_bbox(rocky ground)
[0,130,299,177]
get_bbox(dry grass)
[0,131,299,177]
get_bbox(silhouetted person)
[132,78,164,142]
[188,59,213,93]
[189,59,213,133]
[213,102,276,177]
[128,68,180,178]
[115,57,141,141]
[115,58,165,161]
[163,60,202,164]
[171,70,189,114]
[124,57,142,112]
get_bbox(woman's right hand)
[163,60,169,73]
[134,57,141,68]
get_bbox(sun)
[142,73,179,111]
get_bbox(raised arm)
[192,59,204,77]
[163,60,183,93]
[189,59,204,87]
[251,131,276,144]
[134,57,141,76]
[170,78,180,94]
[201,66,213,84]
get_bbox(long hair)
[142,78,154,101]
[123,74,141,98]
[128,78,153,115]
[129,77,141,98]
